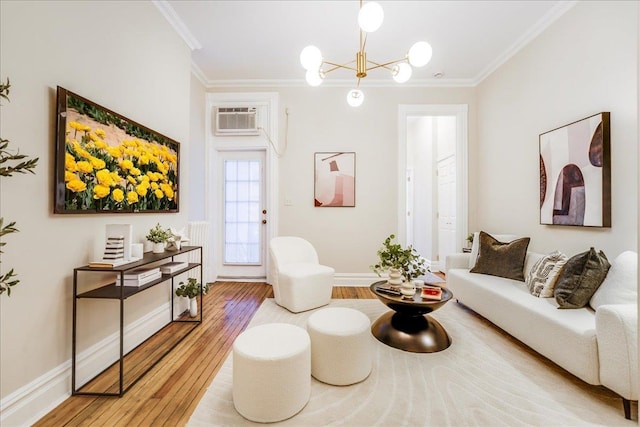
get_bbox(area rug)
[188,299,634,426]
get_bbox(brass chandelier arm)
[366,57,409,72]
[323,60,357,74]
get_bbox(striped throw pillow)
[526,251,568,297]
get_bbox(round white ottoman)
[307,307,373,385]
[232,323,311,423]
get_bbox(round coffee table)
[370,280,453,353]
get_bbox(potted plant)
[371,234,427,295]
[466,233,474,248]
[146,223,170,253]
[175,278,210,317]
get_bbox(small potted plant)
[175,278,210,317]
[146,223,170,253]
[466,233,474,248]
[371,234,427,296]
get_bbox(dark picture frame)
[54,87,179,214]
[539,112,610,227]
[314,152,356,207]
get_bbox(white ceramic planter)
[189,297,198,317]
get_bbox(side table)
[370,281,452,353]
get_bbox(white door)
[216,150,267,279]
[437,155,456,264]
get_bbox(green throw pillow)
[554,248,610,309]
[470,231,530,282]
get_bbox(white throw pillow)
[526,251,568,297]
[590,251,637,310]
[468,232,519,269]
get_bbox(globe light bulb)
[300,45,323,70]
[392,62,412,83]
[358,2,384,33]
[305,68,324,87]
[408,41,433,67]
[346,89,364,107]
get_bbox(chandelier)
[300,1,433,107]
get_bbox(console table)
[72,246,202,397]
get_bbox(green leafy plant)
[175,277,209,299]
[1,78,39,296]
[466,233,474,245]
[145,223,170,243]
[370,234,428,282]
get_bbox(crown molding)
[152,0,202,51]
[194,72,476,89]
[190,59,208,87]
[473,0,578,85]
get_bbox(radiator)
[187,221,210,283]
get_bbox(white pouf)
[307,307,373,385]
[232,323,311,423]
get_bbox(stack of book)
[103,236,125,260]
[116,267,161,287]
[160,261,189,274]
[421,285,443,300]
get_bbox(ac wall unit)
[214,107,260,136]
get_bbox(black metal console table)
[72,245,203,397]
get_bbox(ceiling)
[157,0,576,88]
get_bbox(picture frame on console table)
[314,152,356,207]
[54,87,180,214]
[539,112,610,227]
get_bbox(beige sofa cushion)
[590,250,637,310]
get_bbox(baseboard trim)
[0,302,171,426]
[333,273,383,287]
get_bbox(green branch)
[1,77,38,296]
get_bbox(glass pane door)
[217,150,266,279]
[224,159,261,264]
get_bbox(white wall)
[202,86,476,277]
[0,1,191,424]
[476,1,638,257]
[189,74,207,221]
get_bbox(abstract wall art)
[314,152,355,207]
[539,112,610,227]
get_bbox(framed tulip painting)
[539,112,610,227]
[54,87,180,213]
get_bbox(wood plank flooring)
[34,283,376,427]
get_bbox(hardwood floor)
[34,283,376,427]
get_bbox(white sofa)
[446,248,638,419]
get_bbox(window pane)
[223,159,262,265]
[237,161,249,180]
[225,161,237,180]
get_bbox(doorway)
[216,150,267,279]
[205,92,279,283]
[398,105,468,272]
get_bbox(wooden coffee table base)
[371,311,451,353]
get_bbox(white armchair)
[269,236,334,313]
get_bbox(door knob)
[262,219,267,224]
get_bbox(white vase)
[388,268,403,286]
[143,240,153,253]
[400,280,416,297]
[189,297,198,317]
[152,242,165,253]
